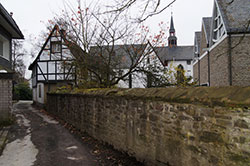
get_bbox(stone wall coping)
[48,86,250,107]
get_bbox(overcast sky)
[1,0,214,78]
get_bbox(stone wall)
[47,88,250,166]
[0,74,13,122]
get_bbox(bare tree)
[104,0,176,22]
[47,0,169,88]
[12,39,26,80]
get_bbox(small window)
[187,70,191,72]
[187,60,191,65]
[38,85,42,98]
[164,60,168,66]
[51,41,61,53]
[0,41,3,56]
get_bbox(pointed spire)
[169,15,175,33]
[168,14,177,47]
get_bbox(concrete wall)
[47,88,250,166]
[0,74,12,122]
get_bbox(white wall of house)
[0,34,10,60]
[33,88,37,102]
[36,83,44,104]
[167,60,193,78]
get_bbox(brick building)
[0,3,24,121]
[193,0,250,86]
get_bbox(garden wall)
[47,87,250,166]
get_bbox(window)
[38,85,42,98]
[51,41,61,53]
[164,60,168,66]
[0,40,3,56]
[187,60,191,65]
[212,4,225,43]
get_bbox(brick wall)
[199,54,208,85]
[47,88,250,166]
[193,62,199,85]
[0,74,13,122]
[231,35,250,86]
[209,37,230,86]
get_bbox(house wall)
[200,25,208,56]
[36,83,45,104]
[47,88,250,166]
[231,35,250,86]
[193,62,199,84]
[0,74,12,122]
[209,37,230,86]
[199,53,209,85]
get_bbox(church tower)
[168,15,177,47]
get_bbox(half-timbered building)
[29,25,75,105]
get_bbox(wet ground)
[0,101,144,166]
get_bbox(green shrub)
[13,82,32,100]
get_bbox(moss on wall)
[51,86,250,108]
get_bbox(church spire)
[168,14,177,47]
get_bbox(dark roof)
[216,0,250,33]
[202,17,212,43]
[154,46,194,62]
[90,44,147,69]
[194,31,201,53]
[0,3,24,39]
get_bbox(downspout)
[228,33,232,86]
[207,50,210,86]
[198,54,200,86]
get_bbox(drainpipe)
[207,50,210,86]
[228,34,232,86]
[198,55,200,86]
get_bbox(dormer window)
[212,3,225,43]
[51,41,61,53]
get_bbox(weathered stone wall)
[231,35,250,86]
[47,88,250,166]
[0,74,13,122]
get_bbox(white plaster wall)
[36,83,44,104]
[168,60,193,78]
[32,88,37,102]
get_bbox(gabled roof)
[216,0,250,33]
[194,31,201,54]
[154,46,194,63]
[0,3,24,39]
[202,17,212,44]
[90,44,147,69]
[29,25,61,70]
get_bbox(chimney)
[10,12,13,17]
